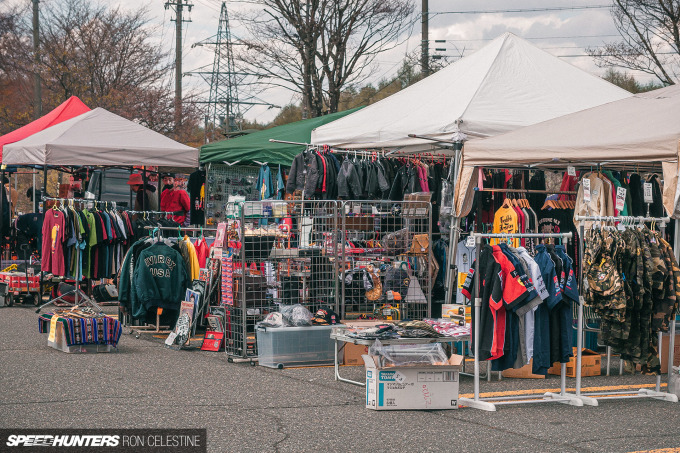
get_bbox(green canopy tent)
[200,107,362,166]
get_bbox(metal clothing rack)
[124,209,176,216]
[143,226,218,240]
[131,226,218,337]
[571,214,678,405]
[473,187,578,196]
[42,196,108,205]
[37,196,115,314]
[458,231,583,412]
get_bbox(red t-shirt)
[41,209,66,276]
[161,189,191,224]
[490,245,530,359]
[194,238,210,268]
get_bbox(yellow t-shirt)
[491,206,519,247]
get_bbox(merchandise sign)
[583,178,591,203]
[644,182,654,203]
[465,236,476,248]
[567,166,576,177]
[615,187,626,212]
[0,429,206,452]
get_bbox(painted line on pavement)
[459,383,667,399]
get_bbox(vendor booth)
[309,32,634,311]
[2,106,199,350]
[451,84,680,410]
[213,34,638,378]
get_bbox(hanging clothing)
[573,172,615,227]
[276,165,286,200]
[41,209,67,276]
[256,164,274,200]
[131,242,191,319]
[337,159,363,199]
[491,202,520,247]
[455,239,476,305]
[583,226,679,372]
[194,237,210,268]
[187,169,206,225]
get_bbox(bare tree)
[236,0,414,117]
[587,0,679,85]
[37,0,170,111]
[0,0,202,140]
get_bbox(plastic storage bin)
[256,325,335,368]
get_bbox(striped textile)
[38,313,122,347]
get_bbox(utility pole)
[421,0,429,77]
[32,0,41,119]
[165,0,193,138]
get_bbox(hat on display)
[311,306,338,325]
[127,173,144,185]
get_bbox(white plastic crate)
[256,325,336,368]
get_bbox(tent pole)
[444,145,462,305]
[39,165,47,297]
[0,169,5,261]
[32,171,36,212]
[142,166,147,211]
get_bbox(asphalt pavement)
[1,305,679,452]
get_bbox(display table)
[330,327,470,386]
[38,312,122,353]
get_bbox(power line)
[433,51,679,58]
[430,34,619,42]
[430,5,611,15]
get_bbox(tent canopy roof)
[200,107,362,166]
[0,96,90,162]
[454,84,680,218]
[462,84,680,167]
[311,32,631,152]
[3,107,198,167]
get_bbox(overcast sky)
[12,0,655,123]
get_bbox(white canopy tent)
[3,107,198,167]
[455,84,680,218]
[311,32,631,153]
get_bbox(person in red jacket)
[160,173,191,224]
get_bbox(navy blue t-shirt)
[532,244,563,374]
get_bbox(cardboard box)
[441,304,471,325]
[660,334,680,374]
[343,342,369,366]
[363,354,463,410]
[547,348,601,378]
[501,359,545,379]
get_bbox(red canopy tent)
[0,96,90,162]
